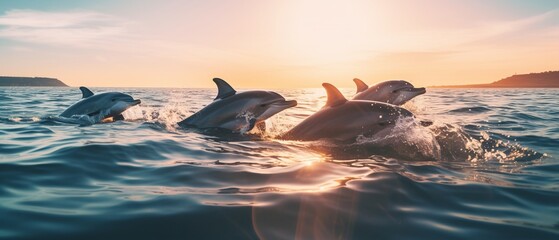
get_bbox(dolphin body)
[281,83,416,142]
[59,87,141,122]
[178,78,297,133]
[352,78,426,105]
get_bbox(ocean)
[1,87,558,239]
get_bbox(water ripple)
[0,87,557,239]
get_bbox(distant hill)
[0,76,68,87]
[432,71,559,88]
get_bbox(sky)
[1,0,558,88]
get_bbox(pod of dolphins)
[59,78,427,142]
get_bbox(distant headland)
[432,71,559,88]
[0,76,68,87]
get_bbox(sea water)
[0,87,558,239]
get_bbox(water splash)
[123,104,190,131]
[236,111,256,134]
[259,114,298,139]
[349,117,442,160]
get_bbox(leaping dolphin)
[178,78,297,133]
[352,78,426,105]
[59,87,141,123]
[281,83,416,142]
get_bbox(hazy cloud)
[0,9,128,46]
[0,9,249,62]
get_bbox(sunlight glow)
[1,1,558,87]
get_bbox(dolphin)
[59,87,141,122]
[352,78,426,105]
[178,78,297,133]
[281,83,416,142]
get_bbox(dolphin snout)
[132,99,141,105]
[272,99,297,108]
[412,87,426,94]
[284,100,297,108]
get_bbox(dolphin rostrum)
[281,83,416,142]
[178,78,297,133]
[352,78,426,105]
[59,87,141,122]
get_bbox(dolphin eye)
[259,104,267,107]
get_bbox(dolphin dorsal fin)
[353,78,368,93]
[322,83,347,107]
[79,86,94,98]
[213,78,236,100]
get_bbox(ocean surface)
[1,87,558,240]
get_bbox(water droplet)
[480,131,490,140]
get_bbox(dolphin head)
[105,92,141,117]
[242,91,297,123]
[372,80,426,105]
[384,81,426,105]
[354,80,426,105]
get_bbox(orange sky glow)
[1,0,558,88]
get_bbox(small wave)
[53,115,98,126]
[510,112,545,121]
[0,95,12,101]
[449,106,491,113]
[0,116,42,123]
[0,144,35,155]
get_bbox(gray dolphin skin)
[281,83,414,142]
[178,78,297,132]
[352,78,426,105]
[59,87,141,121]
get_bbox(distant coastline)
[0,76,68,87]
[431,71,559,88]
